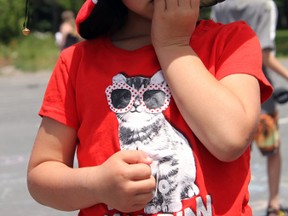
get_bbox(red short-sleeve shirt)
[39,20,272,216]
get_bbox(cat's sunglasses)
[106,82,171,114]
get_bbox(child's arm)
[27,117,155,212]
[152,0,261,162]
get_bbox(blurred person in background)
[212,0,288,216]
[55,10,83,51]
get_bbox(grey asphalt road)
[0,70,77,216]
[0,59,287,216]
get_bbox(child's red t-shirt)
[39,20,272,216]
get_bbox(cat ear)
[112,73,127,83]
[151,70,165,84]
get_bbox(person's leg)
[267,142,281,210]
[264,113,288,216]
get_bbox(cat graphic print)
[106,71,200,214]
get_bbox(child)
[27,0,273,215]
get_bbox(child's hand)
[92,150,156,213]
[151,0,200,49]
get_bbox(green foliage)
[29,0,82,33]
[0,0,83,43]
[200,7,212,20]
[0,0,286,44]
[0,0,25,43]
[57,0,84,11]
[271,0,288,29]
[275,30,288,57]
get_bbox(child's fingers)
[129,176,156,198]
[165,0,178,10]
[164,0,197,10]
[127,163,153,181]
[178,0,193,8]
[153,0,166,12]
[119,150,152,165]
[191,0,200,9]
[134,175,156,193]
[134,191,155,205]
[121,191,154,213]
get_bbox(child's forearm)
[27,162,102,211]
[155,45,260,161]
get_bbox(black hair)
[78,0,128,40]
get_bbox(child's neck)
[111,12,152,51]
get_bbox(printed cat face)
[106,71,171,129]
[105,71,200,214]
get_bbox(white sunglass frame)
[106,81,171,114]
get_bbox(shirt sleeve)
[39,49,79,129]
[215,21,273,103]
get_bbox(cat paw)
[144,205,161,214]
[181,184,200,199]
[185,188,194,198]
[162,205,169,212]
[162,202,182,213]
[192,184,200,196]
[186,186,198,198]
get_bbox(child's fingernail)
[146,156,153,163]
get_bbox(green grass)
[0,33,59,72]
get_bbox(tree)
[29,0,83,33]
[0,0,287,44]
[0,0,84,43]
[275,0,288,28]
[0,0,25,43]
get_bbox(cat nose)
[134,98,141,106]
[131,98,143,112]
[131,104,143,112]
